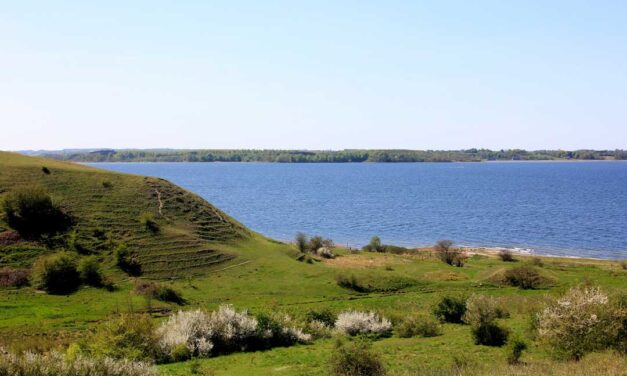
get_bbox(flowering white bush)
[0,349,156,376]
[335,310,392,337]
[157,310,213,358]
[536,286,621,359]
[315,247,335,259]
[207,305,259,351]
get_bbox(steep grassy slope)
[0,151,250,278]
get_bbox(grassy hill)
[0,151,625,375]
[0,151,250,278]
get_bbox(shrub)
[255,312,312,348]
[536,286,625,360]
[314,246,335,259]
[309,236,324,252]
[134,281,185,305]
[463,295,509,346]
[336,273,366,292]
[78,256,104,286]
[531,257,544,267]
[139,212,159,233]
[397,314,442,338]
[205,305,259,353]
[2,188,72,239]
[114,244,142,276]
[102,180,113,188]
[0,349,156,376]
[295,232,308,253]
[41,166,51,174]
[505,336,528,364]
[0,268,29,288]
[434,240,466,267]
[433,295,467,323]
[330,340,386,376]
[335,310,392,337]
[31,252,80,294]
[157,309,213,361]
[504,265,543,289]
[91,313,159,362]
[498,249,515,262]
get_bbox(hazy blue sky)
[2,1,626,150]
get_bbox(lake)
[89,162,627,259]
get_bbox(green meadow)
[0,151,625,375]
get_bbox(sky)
[1,1,626,151]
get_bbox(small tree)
[433,295,467,323]
[463,295,509,346]
[78,256,104,287]
[434,240,465,267]
[498,249,515,262]
[295,232,308,253]
[309,236,324,252]
[363,236,382,252]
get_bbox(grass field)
[0,152,625,375]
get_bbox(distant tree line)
[41,148,627,163]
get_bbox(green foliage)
[362,236,383,252]
[335,272,414,293]
[295,232,307,253]
[78,256,104,287]
[90,313,159,362]
[170,343,193,362]
[434,295,467,323]
[2,188,72,239]
[330,340,386,376]
[504,265,543,289]
[505,336,528,364]
[31,252,80,294]
[397,314,442,338]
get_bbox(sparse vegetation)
[397,314,442,338]
[505,336,528,364]
[139,212,159,233]
[134,281,185,305]
[0,267,29,288]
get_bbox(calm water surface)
[90,162,627,259]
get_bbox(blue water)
[89,162,627,259]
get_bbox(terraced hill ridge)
[0,151,251,278]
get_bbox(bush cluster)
[335,310,392,338]
[90,313,160,362]
[0,348,156,376]
[156,306,311,362]
[434,240,466,267]
[114,244,142,276]
[295,233,335,258]
[31,252,108,294]
[2,188,72,239]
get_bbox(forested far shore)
[24,148,627,163]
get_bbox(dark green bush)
[31,252,80,294]
[78,256,104,286]
[433,296,467,323]
[114,244,142,276]
[463,295,510,347]
[134,281,185,305]
[295,232,308,253]
[330,340,386,376]
[498,249,515,262]
[362,236,383,252]
[504,265,543,289]
[471,321,509,346]
[41,166,51,174]
[2,188,72,239]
